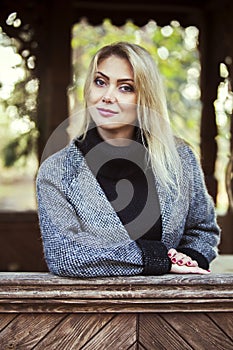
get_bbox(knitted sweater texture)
[36,138,220,277]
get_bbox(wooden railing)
[0,272,233,349]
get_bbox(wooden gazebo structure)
[0,0,233,272]
[0,2,233,349]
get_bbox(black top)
[76,127,162,241]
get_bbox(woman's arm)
[175,144,221,269]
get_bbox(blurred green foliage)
[1,18,201,170]
[0,61,38,169]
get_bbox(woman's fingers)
[168,249,210,274]
[170,263,210,275]
[167,248,177,258]
[185,259,198,267]
[168,249,198,267]
[176,255,198,267]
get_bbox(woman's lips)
[97,107,119,117]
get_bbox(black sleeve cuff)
[137,239,172,275]
[178,247,209,270]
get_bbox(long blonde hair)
[77,42,182,193]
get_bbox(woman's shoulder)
[38,146,68,174]
[175,137,200,164]
[37,140,82,180]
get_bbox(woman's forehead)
[97,55,134,78]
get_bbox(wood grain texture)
[0,313,65,349]
[0,273,232,349]
[0,273,233,313]
[0,314,17,331]
[1,298,233,314]
[34,313,115,349]
[81,314,137,350]
[1,272,233,288]
[127,342,147,350]
[207,312,233,341]
[139,314,193,350]
[137,344,147,350]
[161,313,233,350]
[0,272,233,299]
[126,343,137,350]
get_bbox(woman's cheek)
[88,90,103,105]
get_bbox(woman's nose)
[102,86,117,103]
[102,95,116,103]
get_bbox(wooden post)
[36,0,72,162]
[199,8,225,203]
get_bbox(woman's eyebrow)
[96,71,134,83]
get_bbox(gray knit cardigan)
[36,139,220,277]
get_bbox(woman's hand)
[168,248,210,274]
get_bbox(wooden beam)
[0,272,233,313]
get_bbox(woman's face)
[87,55,137,141]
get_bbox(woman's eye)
[94,78,105,87]
[120,85,135,93]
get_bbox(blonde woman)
[36,42,220,277]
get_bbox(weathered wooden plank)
[0,272,232,319]
[0,314,17,331]
[0,298,233,313]
[139,314,193,350]
[81,314,137,349]
[0,273,233,301]
[127,342,147,350]
[0,313,65,349]
[126,343,137,350]
[34,313,115,349]
[1,272,233,286]
[207,312,233,341]
[137,343,147,350]
[161,313,233,350]
[1,285,233,299]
